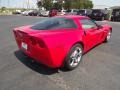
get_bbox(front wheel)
[104,30,112,42]
[64,44,83,70]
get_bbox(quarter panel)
[36,29,83,67]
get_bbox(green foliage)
[36,0,93,10]
[43,0,53,10]
[63,0,71,10]
[37,1,42,8]
[37,0,53,10]
[53,2,62,10]
[63,0,93,10]
[1,7,6,12]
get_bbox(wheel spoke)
[69,47,82,67]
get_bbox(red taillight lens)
[30,36,37,45]
[37,39,46,48]
[30,37,45,48]
[17,32,23,38]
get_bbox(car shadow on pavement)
[14,50,59,75]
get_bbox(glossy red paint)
[13,15,112,68]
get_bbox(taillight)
[30,36,37,45]
[30,37,45,48]
[17,32,23,38]
[37,39,46,48]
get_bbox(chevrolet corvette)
[13,15,112,70]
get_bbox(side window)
[73,9,78,12]
[31,17,76,30]
[49,18,77,29]
[80,19,97,30]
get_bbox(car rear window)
[31,17,76,30]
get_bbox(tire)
[64,44,83,70]
[104,30,112,42]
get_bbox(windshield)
[31,17,76,30]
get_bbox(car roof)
[56,15,89,19]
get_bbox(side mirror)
[91,19,103,29]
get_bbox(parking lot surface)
[0,15,120,90]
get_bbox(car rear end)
[90,9,104,20]
[111,9,120,21]
[57,10,66,16]
[65,9,78,15]
[41,11,49,17]
[13,26,56,68]
[77,9,86,16]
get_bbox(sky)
[0,0,37,8]
[92,0,120,7]
[0,0,120,8]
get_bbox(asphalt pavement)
[0,15,120,90]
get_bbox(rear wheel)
[64,44,83,70]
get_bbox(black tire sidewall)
[64,44,83,70]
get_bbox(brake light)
[30,37,45,48]
[37,39,46,48]
[30,36,37,45]
[17,32,23,38]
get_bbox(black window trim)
[31,17,78,30]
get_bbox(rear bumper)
[91,16,102,19]
[14,36,62,68]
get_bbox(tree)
[37,1,42,8]
[63,0,71,10]
[79,0,84,9]
[37,0,53,10]
[42,0,53,10]
[88,0,93,9]
[36,0,93,10]
[1,7,6,12]
[63,0,93,9]
[53,2,62,10]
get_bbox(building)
[110,6,120,9]
[93,5,110,9]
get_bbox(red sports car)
[13,15,112,70]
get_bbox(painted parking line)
[109,22,120,25]
[101,20,120,25]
